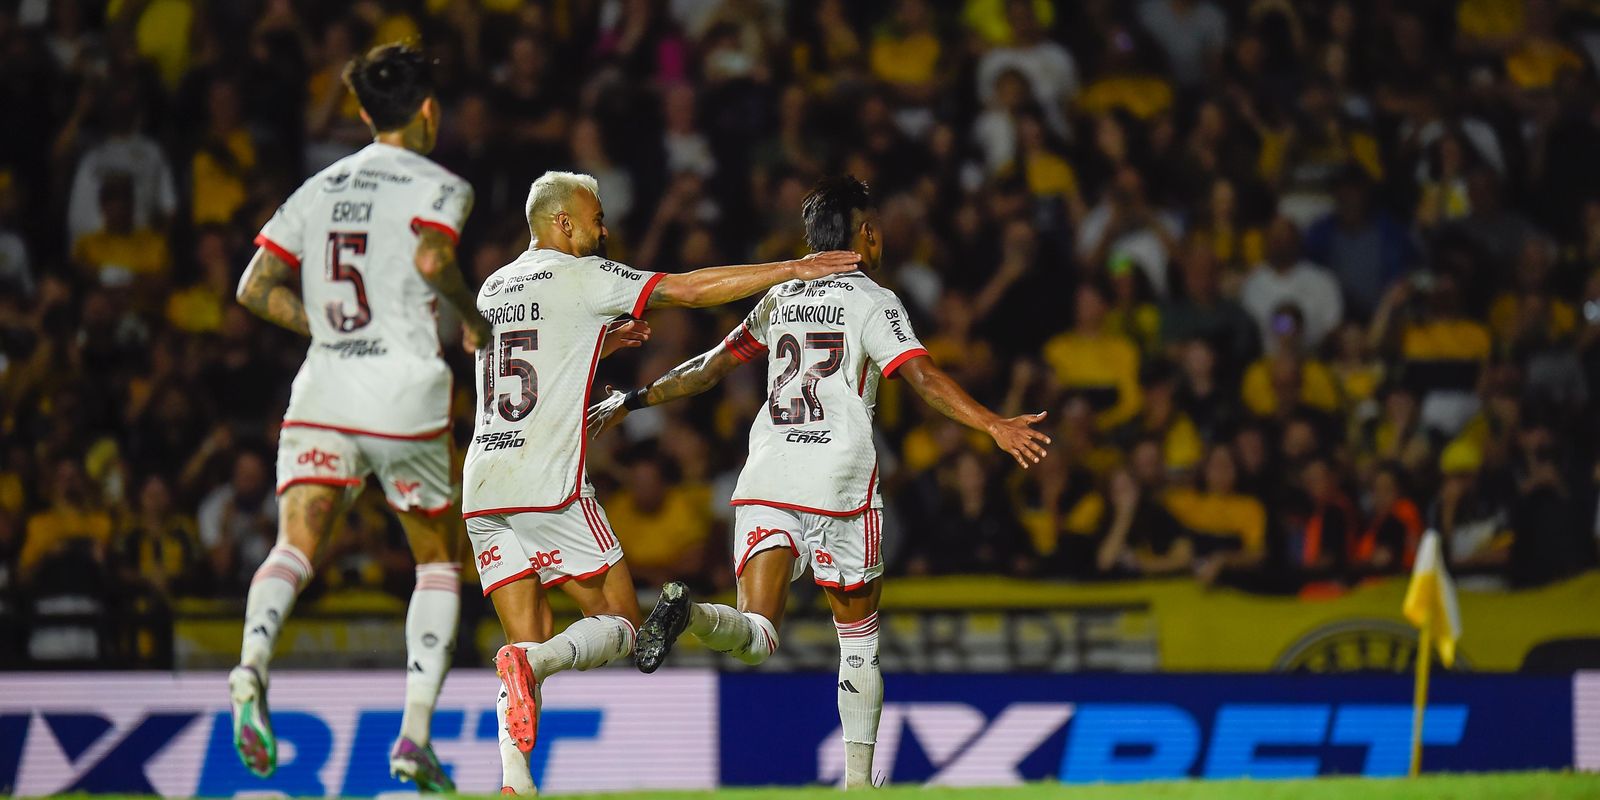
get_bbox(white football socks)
[519,614,637,677]
[238,544,313,681]
[399,562,460,745]
[836,613,884,789]
[689,603,778,666]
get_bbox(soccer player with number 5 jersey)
[587,176,1053,789]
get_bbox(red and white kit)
[257,142,474,514]
[724,273,927,588]
[463,249,663,593]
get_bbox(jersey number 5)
[325,232,372,332]
[768,332,844,425]
[482,329,538,423]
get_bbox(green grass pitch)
[59,772,1600,800]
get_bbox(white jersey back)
[256,142,473,437]
[463,250,664,516]
[727,273,928,516]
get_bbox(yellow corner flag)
[1402,530,1462,776]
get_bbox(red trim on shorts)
[410,217,460,244]
[463,327,608,520]
[387,499,455,517]
[254,234,300,270]
[481,566,537,596]
[579,498,616,550]
[631,272,666,319]
[730,467,878,519]
[881,348,929,379]
[277,476,363,496]
[736,528,799,577]
[282,420,451,441]
[814,575,878,591]
[542,560,615,588]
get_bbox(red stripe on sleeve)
[254,234,301,270]
[410,217,460,244]
[881,348,930,379]
[632,272,666,318]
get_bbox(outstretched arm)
[236,247,310,336]
[586,341,744,438]
[646,250,860,309]
[415,226,493,350]
[897,354,1052,469]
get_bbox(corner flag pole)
[1409,622,1433,777]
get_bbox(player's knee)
[737,612,779,666]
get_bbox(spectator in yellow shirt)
[191,80,257,226]
[20,459,114,582]
[1044,281,1143,430]
[72,173,171,293]
[608,453,713,586]
[165,226,233,334]
[117,474,201,597]
[1241,305,1341,419]
[1164,444,1267,583]
[870,0,943,103]
[1117,361,1203,475]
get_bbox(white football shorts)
[466,497,623,595]
[733,504,884,590]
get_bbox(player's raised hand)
[987,411,1051,469]
[791,250,862,280]
[601,318,651,359]
[586,385,630,440]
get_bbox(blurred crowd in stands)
[3,0,1600,615]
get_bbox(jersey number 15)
[481,329,538,423]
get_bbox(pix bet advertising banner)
[720,673,1576,787]
[1579,671,1600,772]
[0,671,716,796]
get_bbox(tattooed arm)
[236,247,310,336]
[415,226,493,350]
[586,342,744,438]
[896,354,1053,470]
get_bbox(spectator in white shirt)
[65,85,177,251]
[1241,216,1344,353]
[976,0,1078,139]
[1137,0,1228,87]
[1077,166,1182,297]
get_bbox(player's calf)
[835,612,884,789]
[684,597,779,667]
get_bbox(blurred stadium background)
[2,0,1600,795]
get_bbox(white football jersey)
[727,272,928,516]
[463,249,664,516]
[255,142,473,438]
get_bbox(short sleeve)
[410,176,474,244]
[255,182,312,270]
[863,294,929,378]
[577,257,666,319]
[724,291,777,363]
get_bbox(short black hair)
[802,175,872,252]
[342,42,434,131]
